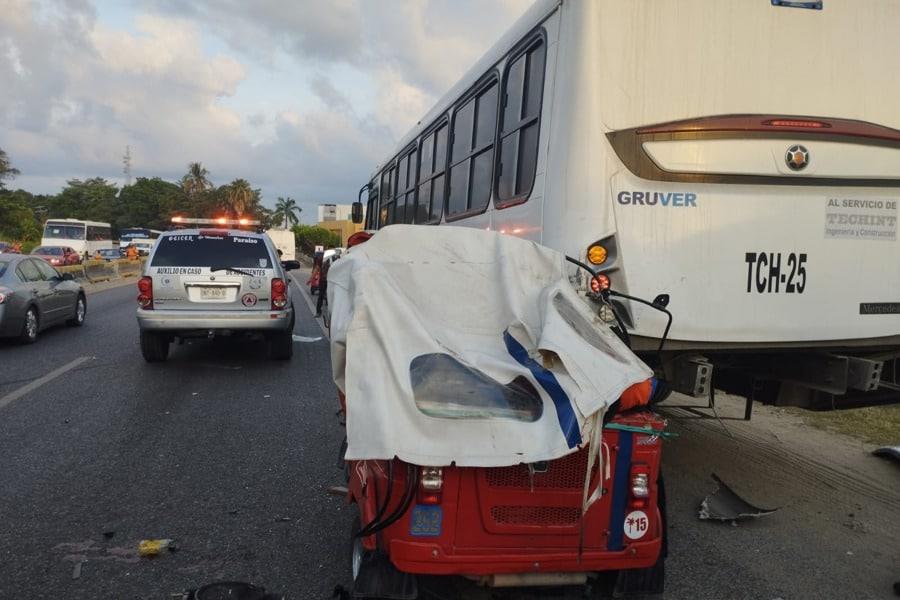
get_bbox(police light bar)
[171,217,260,226]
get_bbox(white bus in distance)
[41,219,113,258]
[359,0,900,410]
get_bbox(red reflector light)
[590,273,610,294]
[762,119,831,129]
[271,278,287,309]
[137,276,153,309]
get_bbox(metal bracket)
[845,356,883,392]
[670,356,713,398]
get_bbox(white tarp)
[328,225,652,467]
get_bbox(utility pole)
[122,145,133,186]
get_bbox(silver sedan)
[0,254,86,343]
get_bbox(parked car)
[30,246,82,266]
[96,248,121,261]
[0,241,20,254]
[0,254,86,343]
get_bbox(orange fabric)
[347,231,373,248]
[619,379,653,411]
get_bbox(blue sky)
[0,0,531,222]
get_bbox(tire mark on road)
[0,356,93,411]
[663,405,900,511]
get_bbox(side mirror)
[281,260,301,272]
[61,272,75,281]
[351,201,364,224]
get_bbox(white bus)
[361,0,900,409]
[41,219,113,258]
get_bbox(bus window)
[379,167,395,227]
[87,225,111,241]
[497,39,546,206]
[44,223,85,240]
[366,180,377,229]
[416,122,448,223]
[395,149,417,224]
[447,81,498,219]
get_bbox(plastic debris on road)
[698,473,779,521]
[292,334,322,343]
[138,538,176,557]
[873,446,900,464]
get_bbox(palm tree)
[0,148,20,190]
[223,178,255,215]
[273,197,302,229]
[181,162,212,198]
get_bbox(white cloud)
[0,0,533,219]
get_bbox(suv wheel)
[269,329,293,360]
[141,331,170,362]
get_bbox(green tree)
[222,178,255,216]
[181,162,212,199]
[52,178,119,223]
[255,206,278,230]
[118,177,185,231]
[291,224,340,255]
[0,194,40,242]
[273,196,302,229]
[0,148,21,190]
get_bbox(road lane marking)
[290,272,329,338]
[0,356,93,411]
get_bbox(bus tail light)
[590,273,610,294]
[587,244,608,265]
[418,467,443,505]
[137,276,153,309]
[271,278,288,309]
[630,464,650,509]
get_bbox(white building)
[317,203,354,222]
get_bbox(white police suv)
[136,219,299,362]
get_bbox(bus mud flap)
[353,552,417,600]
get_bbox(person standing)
[315,254,332,317]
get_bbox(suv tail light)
[629,464,650,509]
[137,276,153,309]
[417,467,443,505]
[271,278,288,309]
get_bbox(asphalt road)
[0,279,897,599]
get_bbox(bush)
[292,224,341,256]
[0,193,41,247]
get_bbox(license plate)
[409,505,442,537]
[199,287,228,300]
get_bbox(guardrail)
[56,258,146,283]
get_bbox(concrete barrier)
[83,259,117,282]
[117,259,144,278]
[57,264,87,280]
[54,259,145,285]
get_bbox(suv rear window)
[151,234,273,269]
